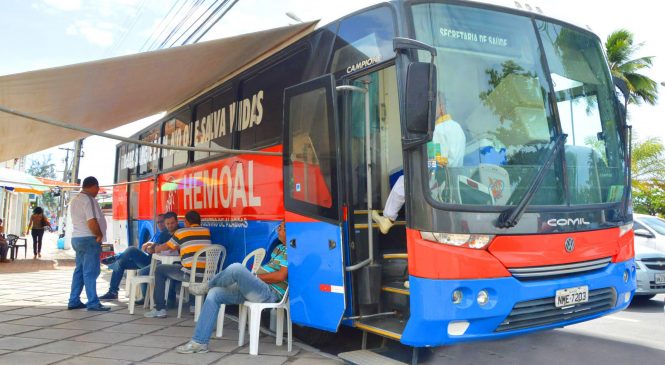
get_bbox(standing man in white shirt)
[67,176,110,311]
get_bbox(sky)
[1,0,664,185]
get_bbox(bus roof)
[0,21,316,162]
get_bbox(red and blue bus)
[113,0,635,349]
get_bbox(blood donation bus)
[113,0,636,351]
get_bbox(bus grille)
[508,257,612,279]
[495,287,616,333]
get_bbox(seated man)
[0,233,9,263]
[144,210,211,318]
[176,221,287,354]
[99,213,178,300]
[372,95,465,234]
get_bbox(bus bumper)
[401,259,636,347]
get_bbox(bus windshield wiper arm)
[496,134,567,229]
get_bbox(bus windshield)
[411,3,626,208]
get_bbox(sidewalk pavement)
[0,236,343,365]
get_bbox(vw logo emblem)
[564,238,575,253]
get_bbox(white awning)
[0,21,317,162]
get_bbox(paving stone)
[16,328,90,340]
[103,323,165,334]
[0,336,54,350]
[144,350,225,365]
[86,344,167,362]
[1,313,29,322]
[54,319,118,331]
[3,307,61,316]
[131,316,187,326]
[289,357,344,364]
[29,339,107,355]
[0,323,40,335]
[152,325,198,337]
[43,309,102,319]
[237,341,300,356]
[207,339,241,353]
[55,357,132,365]
[71,331,140,344]
[8,316,73,327]
[0,351,71,365]
[212,354,288,365]
[121,335,189,349]
[92,313,138,323]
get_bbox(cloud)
[66,20,123,47]
[42,0,82,12]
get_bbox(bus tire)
[292,324,337,347]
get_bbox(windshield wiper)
[496,134,567,229]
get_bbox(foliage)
[26,154,57,179]
[605,29,658,106]
[631,137,665,215]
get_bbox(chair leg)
[177,286,184,319]
[249,306,262,356]
[215,304,226,338]
[125,270,135,299]
[194,295,202,322]
[145,282,153,309]
[275,308,284,347]
[238,304,247,347]
[286,308,292,353]
[128,283,136,315]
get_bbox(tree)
[631,137,665,215]
[27,154,57,179]
[605,29,658,106]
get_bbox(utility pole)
[70,138,84,185]
[59,146,75,183]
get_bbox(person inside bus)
[144,210,212,318]
[175,221,287,354]
[98,212,177,301]
[371,93,466,234]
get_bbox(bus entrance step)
[338,350,407,365]
[355,316,406,341]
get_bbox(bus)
[113,0,635,350]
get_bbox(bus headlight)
[619,223,633,237]
[477,290,489,306]
[420,232,494,249]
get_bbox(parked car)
[633,242,665,300]
[633,214,665,253]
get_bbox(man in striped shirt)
[144,210,211,318]
[176,221,287,354]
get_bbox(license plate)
[555,286,589,308]
[656,273,665,284]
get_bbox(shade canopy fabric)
[0,21,316,162]
[0,167,49,194]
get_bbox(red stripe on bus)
[285,211,320,223]
[320,284,331,292]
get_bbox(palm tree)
[605,29,658,106]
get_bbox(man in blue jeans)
[176,221,287,354]
[67,176,110,311]
[99,212,178,300]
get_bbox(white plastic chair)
[215,248,267,338]
[128,261,156,315]
[238,287,291,356]
[177,245,226,321]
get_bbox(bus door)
[283,74,346,332]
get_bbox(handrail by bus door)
[337,83,374,272]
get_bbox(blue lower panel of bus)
[401,259,636,347]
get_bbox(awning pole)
[0,105,280,157]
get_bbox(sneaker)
[67,302,86,310]
[144,309,167,318]
[101,255,118,266]
[87,305,111,312]
[99,292,118,300]
[176,340,209,354]
[371,210,394,234]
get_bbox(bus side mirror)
[403,62,437,148]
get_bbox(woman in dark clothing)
[26,207,50,259]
